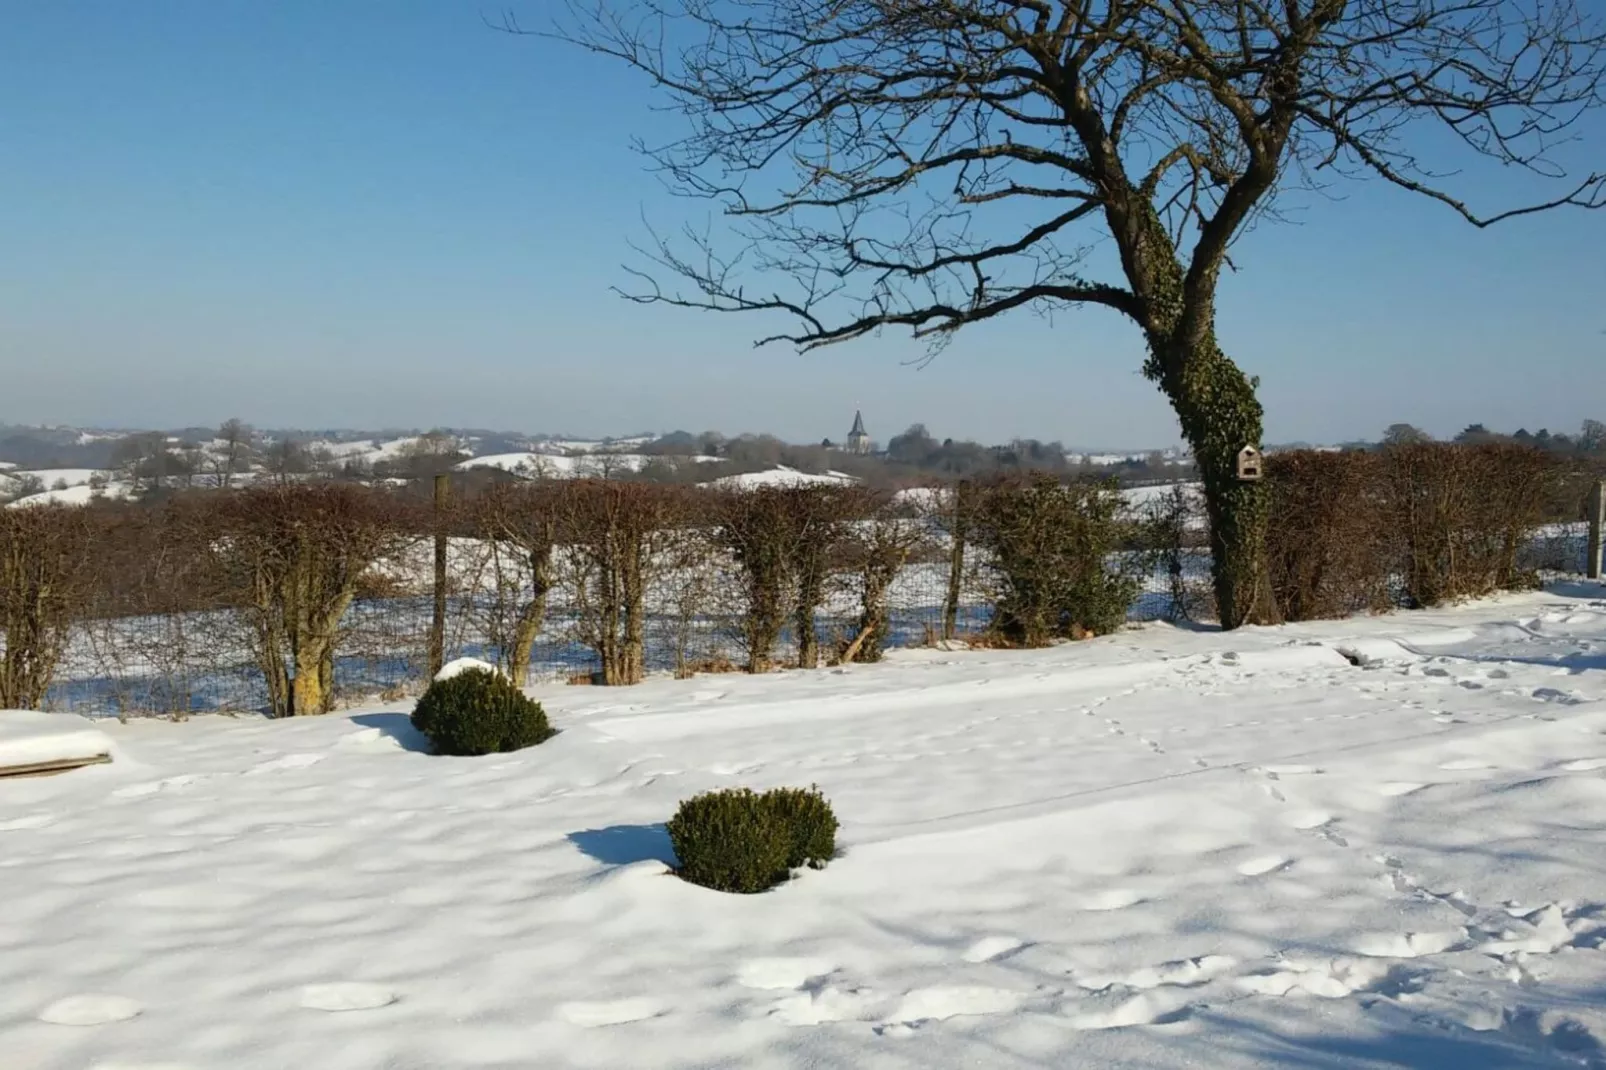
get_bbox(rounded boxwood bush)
[762,786,838,870]
[667,788,791,894]
[666,785,839,893]
[410,668,555,756]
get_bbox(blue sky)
[2,2,1602,449]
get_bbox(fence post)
[429,473,449,677]
[1588,479,1604,581]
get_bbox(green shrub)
[971,474,1141,645]
[667,788,791,894]
[763,785,838,869]
[410,668,555,756]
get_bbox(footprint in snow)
[113,775,203,799]
[1237,855,1292,877]
[298,983,397,1012]
[1078,955,1237,992]
[1352,930,1464,958]
[1080,888,1146,912]
[737,958,835,990]
[246,753,324,775]
[962,936,1028,963]
[38,994,143,1026]
[557,998,665,1027]
[0,812,56,832]
[877,986,1024,1033]
[770,985,879,1026]
[1068,990,1194,1030]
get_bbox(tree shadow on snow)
[349,712,432,754]
[568,824,677,867]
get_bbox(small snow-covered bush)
[762,785,838,870]
[666,786,839,893]
[410,668,554,756]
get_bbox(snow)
[705,465,860,490]
[11,468,101,489]
[5,482,132,509]
[457,452,718,478]
[433,657,501,682]
[0,710,114,770]
[4,586,1606,1068]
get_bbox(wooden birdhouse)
[1236,445,1263,482]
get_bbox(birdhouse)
[1236,445,1263,482]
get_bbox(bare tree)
[111,431,172,497]
[1383,423,1432,446]
[0,506,95,708]
[215,418,255,488]
[543,0,1605,627]
[472,482,561,685]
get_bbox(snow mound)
[704,465,859,490]
[433,657,502,682]
[0,710,114,771]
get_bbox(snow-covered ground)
[705,465,860,490]
[458,452,719,478]
[4,586,1606,1068]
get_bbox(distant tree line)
[636,424,1191,488]
[1378,420,1606,456]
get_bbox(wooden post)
[1588,480,1604,581]
[428,473,449,677]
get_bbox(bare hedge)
[0,444,1585,715]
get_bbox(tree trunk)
[505,548,552,687]
[1154,333,1278,630]
[794,571,822,669]
[621,547,647,686]
[942,484,969,641]
[291,640,329,716]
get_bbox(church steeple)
[846,410,870,454]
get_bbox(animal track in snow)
[246,753,324,775]
[38,994,143,1026]
[879,986,1024,1030]
[769,985,880,1026]
[298,983,397,1012]
[963,935,1028,963]
[1352,929,1465,958]
[1077,955,1237,992]
[113,775,203,798]
[1259,764,1323,777]
[709,761,763,776]
[1235,958,1389,999]
[1068,990,1193,1030]
[0,812,56,831]
[1080,888,1146,911]
[737,958,835,990]
[557,998,666,1027]
[1439,758,1497,771]
[1236,854,1292,877]
[1532,687,1586,705]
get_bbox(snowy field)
[4,585,1606,1068]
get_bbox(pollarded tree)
[540,0,1606,627]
